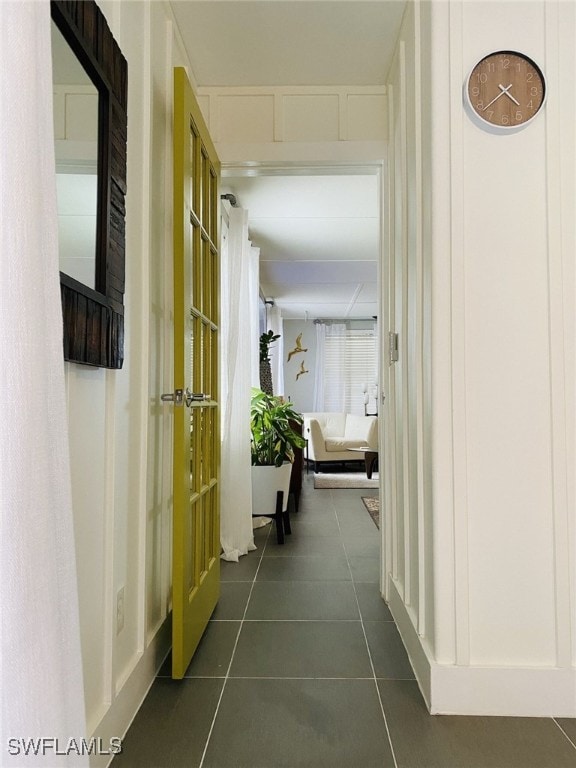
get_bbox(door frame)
[220,160,389,590]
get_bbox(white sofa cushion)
[344,414,378,449]
[325,437,368,452]
[311,413,346,438]
[302,412,378,464]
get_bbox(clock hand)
[483,83,518,112]
[499,84,520,106]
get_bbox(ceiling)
[170,1,406,88]
[171,0,407,320]
[221,171,380,319]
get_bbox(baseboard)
[387,577,433,709]
[89,616,172,768]
[431,664,576,717]
[387,577,576,717]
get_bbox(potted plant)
[259,330,280,395]
[250,388,306,542]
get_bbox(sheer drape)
[249,246,260,389]
[219,208,257,561]
[313,322,347,411]
[0,2,88,763]
[312,321,326,410]
[267,305,284,397]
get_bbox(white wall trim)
[447,0,470,670]
[430,664,576,718]
[198,84,387,98]
[135,0,153,662]
[215,141,387,165]
[412,0,427,641]
[90,617,171,768]
[389,577,576,717]
[544,0,573,671]
[388,575,433,707]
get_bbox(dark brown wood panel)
[52,0,127,368]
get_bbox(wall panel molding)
[448,0,470,668]
[198,85,387,146]
[544,0,573,669]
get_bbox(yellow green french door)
[172,67,220,679]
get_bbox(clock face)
[466,51,546,129]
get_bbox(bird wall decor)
[296,360,309,381]
[287,333,308,362]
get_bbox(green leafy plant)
[259,330,281,363]
[250,388,306,467]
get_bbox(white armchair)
[302,412,378,472]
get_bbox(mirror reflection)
[51,20,99,289]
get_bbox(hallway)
[113,476,576,768]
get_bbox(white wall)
[385,0,576,716]
[63,2,198,761]
[64,0,576,752]
[283,320,317,411]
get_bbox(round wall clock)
[465,51,546,130]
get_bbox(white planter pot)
[251,463,292,517]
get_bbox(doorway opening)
[220,160,386,566]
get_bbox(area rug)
[313,472,379,489]
[362,497,380,528]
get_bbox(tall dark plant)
[259,330,280,363]
[250,388,306,467]
[259,330,280,395]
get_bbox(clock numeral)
[501,57,510,69]
[501,114,510,125]
[471,86,480,97]
[486,62,495,73]
[526,72,534,81]
[476,73,488,84]
[530,86,539,96]
[487,110,494,120]
[527,99,534,110]
[515,111,523,122]
[476,101,484,110]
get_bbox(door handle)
[161,389,184,406]
[160,388,210,407]
[186,389,211,406]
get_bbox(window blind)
[323,329,377,414]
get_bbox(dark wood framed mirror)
[51,0,127,368]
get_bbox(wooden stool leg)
[283,498,291,536]
[274,490,285,545]
[292,489,300,513]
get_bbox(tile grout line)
[333,488,400,768]
[552,718,576,751]
[178,674,417,681]
[197,523,271,768]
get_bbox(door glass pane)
[211,246,219,323]
[202,238,211,318]
[190,121,200,218]
[196,494,205,576]
[192,225,201,310]
[209,167,217,243]
[186,501,196,592]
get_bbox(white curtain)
[313,322,347,411]
[312,321,326,410]
[0,2,88,764]
[219,208,257,561]
[267,305,284,397]
[249,246,260,389]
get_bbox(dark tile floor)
[113,476,576,768]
